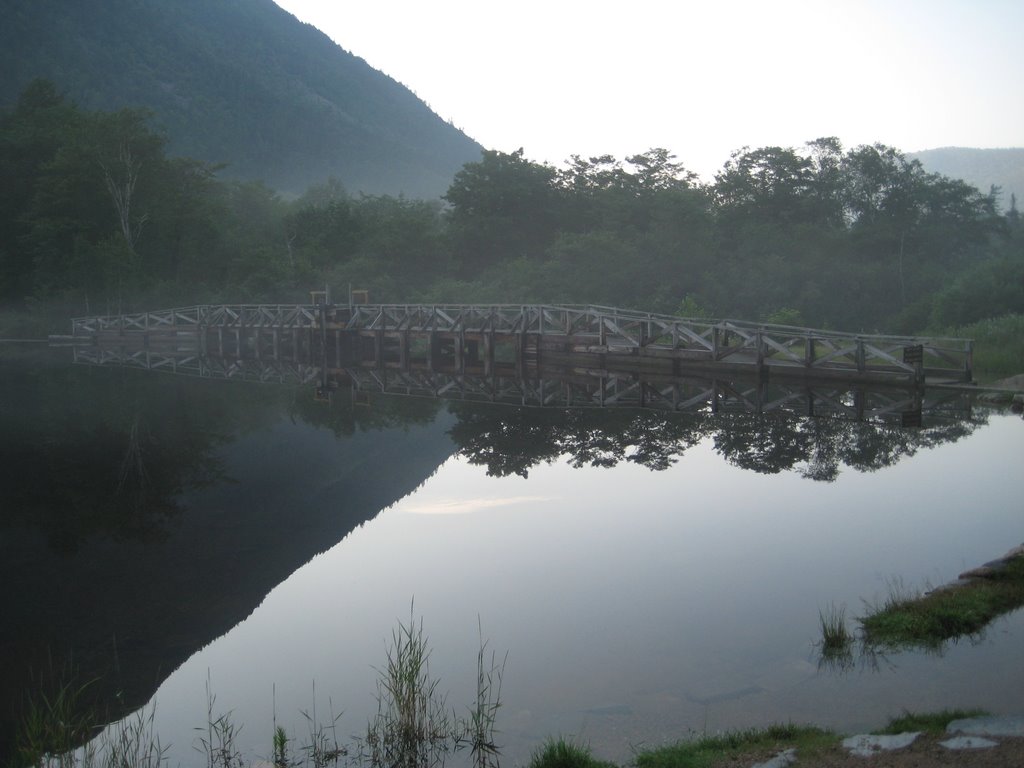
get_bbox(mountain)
[0,0,482,198]
[909,147,1024,212]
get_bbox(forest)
[2,79,1023,356]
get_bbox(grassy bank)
[531,709,990,768]
[815,548,1024,664]
[947,313,1024,381]
[860,556,1024,652]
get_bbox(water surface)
[2,348,1022,765]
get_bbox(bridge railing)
[71,304,320,334]
[68,302,973,380]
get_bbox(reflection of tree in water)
[447,405,707,477]
[448,404,984,481]
[798,417,983,481]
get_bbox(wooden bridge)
[56,302,974,386]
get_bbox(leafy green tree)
[841,143,1002,316]
[443,148,560,272]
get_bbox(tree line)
[2,79,1022,334]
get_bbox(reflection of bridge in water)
[56,302,977,425]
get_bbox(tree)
[443,149,560,272]
[714,144,818,225]
[0,79,83,302]
[841,143,1001,311]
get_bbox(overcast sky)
[272,0,1022,180]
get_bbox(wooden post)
[855,339,866,372]
[805,336,815,367]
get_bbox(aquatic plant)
[272,726,291,768]
[194,677,244,768]
[816,603,854,671]
[14,676,98,768]
[15,700,166,768]
[359,610,455,768]
[12,611,505,768]
[298,691,345,768]
[463,623,506,768]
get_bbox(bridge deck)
[60,303,973,385]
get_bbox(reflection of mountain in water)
[0,352,455,761]
[2,346,986,760]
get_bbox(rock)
[939,736,999,750]
[751,748,797,768]
[1001,543,1024,559]
[947,715,1024,737]
[959,565,999,579]
[841,732,920,757]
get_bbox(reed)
[14,677,98,768]
[194,675,243,768]
[360,609,454,768]
[463,622,506,768]
[12,611,505,768]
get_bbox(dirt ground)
[722,734,1024,767]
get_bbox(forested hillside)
[3,83,1022,345]
[0,0,481,197]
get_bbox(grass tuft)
[948,313,1024,379]
[875,708,989,735]
[527,738,616,768]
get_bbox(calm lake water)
[2,347,1022,766]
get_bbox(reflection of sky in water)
[145,414,1024,765]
